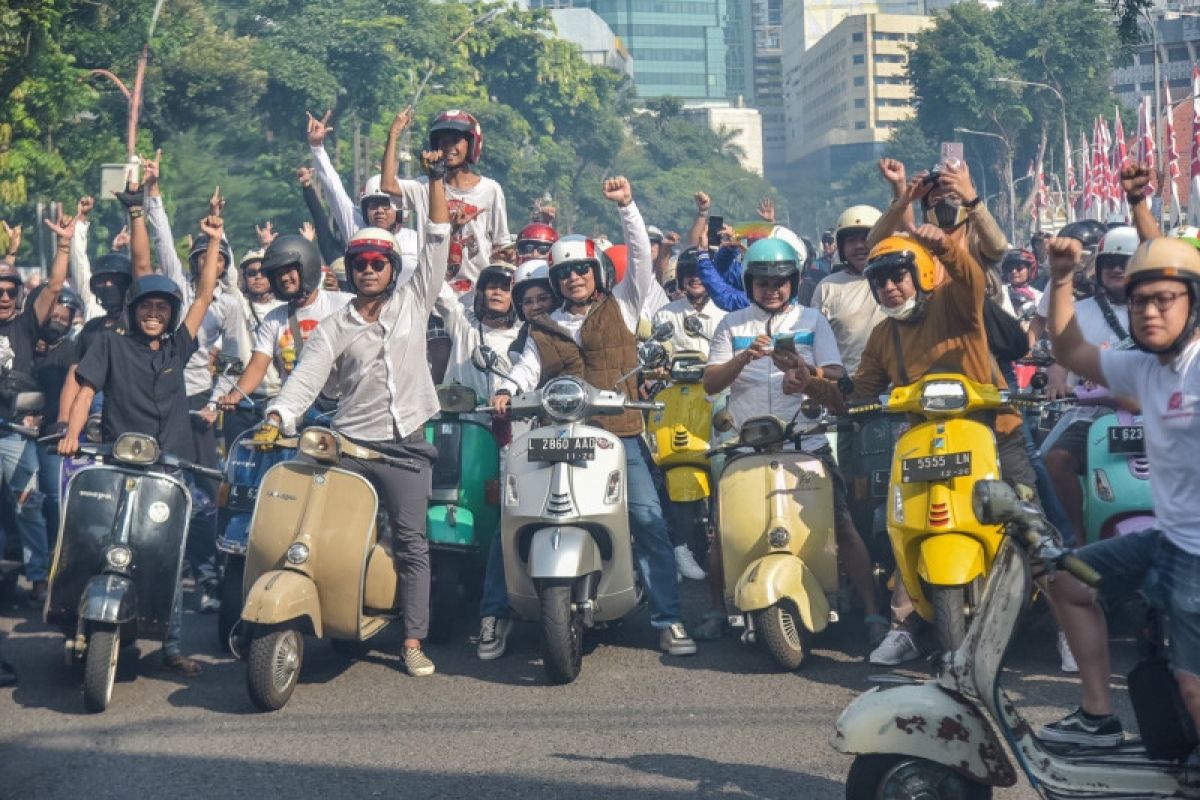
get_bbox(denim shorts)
[1076,529,1200,678]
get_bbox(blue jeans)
[36,447,62,551]
[163,586,183,656]
[624,436,683,629]
[1022,421,1076,547]
[478,533,510,619]
[0,433,49,582]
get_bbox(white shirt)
[238,295,286,397]
[253,288,354,376]
[1101,339,1200,554]
[267,221,451,439]
[1040,291,1131,420]
[708,303,843,451]
[652,296,727,358]
[68,220,104,321]
[434,283,520,402]
[811,269,885,375]
[506,201,656,393]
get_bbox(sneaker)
[659,623,697,656]
[1057,632,1079,674]
[1039,707,1124,747]
[674,545,707,581]
[199,582,220,614]
[868,629,920,666]
[402,646,436,677]
[477,616,512,661]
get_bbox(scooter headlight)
[105,545,132,570]
[920,380,968,412]
[299,428,341,464]
[767,527,790,549]
[112,433,159,465]
[286,543,310,565]
[541,378,587,422]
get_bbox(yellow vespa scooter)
[709,409,838,670]
[234,427,422,711]
[647,348,714,544]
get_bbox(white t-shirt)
[709,303,842,451]
[652,296,727,358]
[393,175,509,288]
[253,289,354,376]
[811,269,886,375]
[1101,339,1200,554]
[1040,292,1131,420]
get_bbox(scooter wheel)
[930,585,969,653]
[246,625,303,712]
[752,602,808,671]
[845,754,992,799]
[82,624,120,713]
[538,581,582,685]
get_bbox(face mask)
[926,200,967,231]
[95,285,125,313]
[41,319,70,343]
[881,296,918,321]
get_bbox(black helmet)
[127,274,183,338]
[188,233,234,275]
[262,234,323,302]
[675,247,701,278]
[1058,219,1108,254]
[56,286,84,317]
[90,253,133,314]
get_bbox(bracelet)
[962,196,982,209]
[128,209,144,219]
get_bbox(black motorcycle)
[44,432,222,712]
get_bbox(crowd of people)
[1,108,1199,771]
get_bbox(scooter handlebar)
[0,422,41,438]
[625,401,664,412]
[1061,554,1102,588]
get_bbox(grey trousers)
[342,431,435,641]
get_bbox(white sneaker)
[477,616,512,661]
[1058,632,1079,674]
[869,629,920,666]
[674,545,706,580]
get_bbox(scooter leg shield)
[528,526,602,580]
[665,468,710,503]
[241,569,323,638]
[733,554,830,633]
[78,574,137,625]
[916,534,986,587]
[832,684,1017,788]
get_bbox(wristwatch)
[962,196,982,209]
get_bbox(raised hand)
[2,221,23,256]
[1046,237,1083,284]
[757,197,776,224]
[938,159,976,201]
[421,149,446,179]
[256,220,276,246]
[111,225,130,251]
[390,105,414,134]
[44,208,78,243]
[879,158,907,194]
[200,187,224,238]
[296,166,314,187]
[207,185,226,218]
[694,191,711,214]
[306,110,334,147]
[1120,162,1153,202]
[114,177,145,209]
[298,221,316,242]
[142,148,162,190]
[77,196,96,218]
[913,223,948,256]
[602,176,632,207]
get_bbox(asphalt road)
[1,579,1138,800]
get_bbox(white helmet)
[548,237,614,302]
[513,258,552,320]
[1096,225,1139,271]
[359,174,404,223]
[770,225,807,265]
[834,205,882,259]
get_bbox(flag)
[1163,80,1183,225]
[1189,65,1200,226]
[1079,131,1091,216]
[1086,117,1107,220]
[1137,94,1157,200]
[1112,108,1130,223]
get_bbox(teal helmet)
[743,237,800,308]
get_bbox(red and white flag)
[1078,131,1091,216]
[1112,108,1130,223]
[1085,117,1107,220]
[1137,94,1157,200]
[1189,66,1200,226]
[1163,80,1183,225]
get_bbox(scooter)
[424,383,500,643]
[1083,408,1154,543]
[833,479,1200,800]
[233,427,418,711]
[707,406,839,670]
[0,388,44,602]
[44,431,223,712]
[835,404,907,577]
[471,333,667,685]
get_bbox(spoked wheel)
[845,754,992,799]
[82,623,120,713]
[427,558,461,645]
[246,624,303,712]
[929,585,969,653]
[217,556,245,652]
[538,581,583,685]
[752,601,808,670]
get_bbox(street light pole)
[991,77,1072,222]
[955,126,1016,242]
[84,0,166,161]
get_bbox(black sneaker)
[1038,707,1124,747]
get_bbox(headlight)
[286,543,310,565]
[767,527,790,549]
[299,428,341,464]
[437,384,479,414]
[105,545,132,569]
[739,416,786,447]
[113,433,159,465]
[541,378,587,422]
[920,380,968,412]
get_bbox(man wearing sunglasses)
[516,223,558,265]
[492,177,698,658]
[259,151,451,678]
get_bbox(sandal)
[163,653,202,678]
[864,615,891,648]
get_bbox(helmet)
[359,174,404,225]
[344,227,403,297]
[1001,249,1038,280]
[1095,226,1139,273]
[90,253,132,287]
[547,236,615,302]
[607,245,628,284]
[1124,237,1200,354]
[675,247,701,278]
[513,258,553,321]
[429,109,483,164]
[0,263,24,290]
[56,286,84,317]
[646,225,665,244]
[1058,219,1108,255]
[834,205,882,260]
[239,248,265,271]
[865,235,939,321]
[262,234,323,302]
[474,263,516,323]
[743,237,800,306]
[769,226,807,266]
[517,223,558,264]
[799,236,817,273]
[188,233,234,275]
[127,274,183,338]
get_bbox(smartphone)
[774,335,797,354]
[707,215,725,246]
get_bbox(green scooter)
[424,384,500,643]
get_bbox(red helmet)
[429,110,483,164]
[516,223,558,264]
[606,245,628,284]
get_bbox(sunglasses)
[350,254,391,273]
[517,241,552,256]
[867,266,912,290]
[550,262,591,281]
[243,268,265,278]
[0,287,19,299]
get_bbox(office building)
[753,0,787,175]
[682,100,765,175]
[1111,5,1200,111]
[546,8,634,80]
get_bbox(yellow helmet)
[865,234,939,294]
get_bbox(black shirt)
[74,315,124,365]
[75,327,199,462]
[0,306,43,374]
[33,336,78,434]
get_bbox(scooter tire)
[845,753,992,799]
[217,557,245,653]
[538,581,582,685]
[82,624,120,714]
[247,625,303,712]
[427,559,461,645]
[930,584,969,653]
[752,602,808,671]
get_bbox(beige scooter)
[233,427,415,712]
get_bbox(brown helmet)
[1124,237,1200,354]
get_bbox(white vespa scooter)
[832,479,1200,800]
[472,331,668,685]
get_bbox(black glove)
[423,156,448,181]
[114,183,145,210]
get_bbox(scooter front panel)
[426,417,500,555]
[219,433,299,554]
[647,382,713,472]
[1083,412,1154,544]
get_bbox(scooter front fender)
[734,554,830,633]
[241,569,323,638]
[917,534,986,587]
[78,574,137,625]
[528,526,602,580]
[832,684,1016,788]
[664,467,710,502]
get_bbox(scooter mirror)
[12,391,44,415]
[712,408,735,433]
[972,480,1024,525]
[682,315,706,339]
[214,354,245,376]
[471,345,499,373]
[800,398,823,420]
[637,341,670,370]
[651,321,674,342]
[85,414,103,443]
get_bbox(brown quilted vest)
[528,296,643,437]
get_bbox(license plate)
[901,452,972,483]
[528,437,597,462]
[1107,425,1145,455]
[226,485,258,513]
[870,469,889,498]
